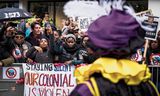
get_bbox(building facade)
[0,0,156,29]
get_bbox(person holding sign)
[63,0,159,96]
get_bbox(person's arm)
[26,47,37,60]
[49,34,63,55]
[0,61,3,66]
[62,27,69,36]
[72,50,85,65]
[0,56,14,66]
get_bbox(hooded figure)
[64,0,159,96]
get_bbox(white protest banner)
[23,63,76,96]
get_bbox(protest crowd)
[0,12,160,66]
[0,13,99,65]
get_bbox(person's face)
[65,20,70,26]
[86,47,94,55]
[148,17,154,23]
[151,40,159,49]
[54,31,60,40]
[25,23,30,28]
[45,24,51,30]
[14,35,25,44]
[83,37,89,46]
[33,24,41,35]
[39,38,48,49]
[66,37,75,47]
[44,14,49,20]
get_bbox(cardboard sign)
[143,21,159,40]
[78,17,93,32]
[2,67,20,79]
[23,63,76,96]
[137,9,159,40]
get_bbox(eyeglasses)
[15,35,24,39]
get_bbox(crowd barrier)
[0,63,159,96]
[0,63,23,96]
[148,65,160,92]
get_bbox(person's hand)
[64,60,72,65]
[60,35,65,39]
[6,27,16,37]
[46,25,52,34]
[0,61,3,67]
[47,28,53,34]
[16,77,24,84]
[34,46,43,53]
[26,58,34,63]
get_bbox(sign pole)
[142,39,149,64]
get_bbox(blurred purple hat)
[88,9,145,56]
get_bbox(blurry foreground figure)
[64,0,160,96]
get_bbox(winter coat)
[25,32,43,46]
[60,43,84,65]
[26,47,54,63]
[26,34,62,63]
[12,41,31,63]
[0,45,14,66]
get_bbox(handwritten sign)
[137,9,159,40]
[78,17,93,32]
[23,63,76,96]
[143,21,159,40]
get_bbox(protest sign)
[23,63,76,96]
[77,17,93,32]
[143,20,159,40]
[136,9,160,64]
[136,9,159,40]
[2,67,20,79]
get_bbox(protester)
[82,41,100,64]
[25,22,43,46]
[0,25,15,66]
[26,37,54,63]
[61,34,84,65]
[0,41,15,66]
[26,27,62,63]
[12,31,31,63]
